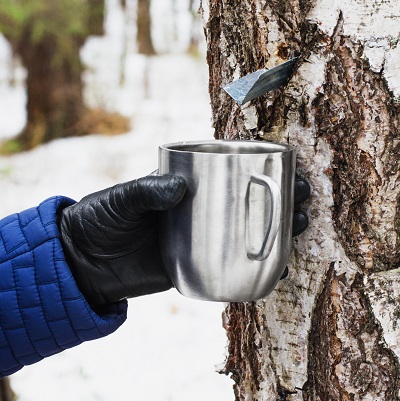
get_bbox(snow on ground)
[0,1,234,400]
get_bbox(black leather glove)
[58,175,187,306]
[280,174,310,279]
[59,173,309,305]
[292,174,310,236]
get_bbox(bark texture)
[201,0,400,400]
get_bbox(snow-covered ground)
[0,1,234,400]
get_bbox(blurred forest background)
[0,1,231,401]
[0,0,204,152]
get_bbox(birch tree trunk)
[200,1,400,400]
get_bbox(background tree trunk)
[0,0,129,152]
[201,0,400,400]
[15,29,86,148]
[137,0,156,55]
[0,378,14,401]
[87,0,105,36]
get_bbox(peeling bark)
[201,0,400,400]
[312,14,400,273]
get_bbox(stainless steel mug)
[158,140,296,302]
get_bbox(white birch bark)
[200,0,400,400]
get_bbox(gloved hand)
[59,173,310,306]
[58,175,187,306]
[292,174,310,236]
[280,174,310,279]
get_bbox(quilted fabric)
[0,196,127,377]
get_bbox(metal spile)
[222,57,299,105]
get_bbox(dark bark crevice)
[220,302,267,400]
[304,264,400,401]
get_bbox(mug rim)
[159,140,296,155]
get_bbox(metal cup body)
[158,140,296,302]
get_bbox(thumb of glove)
[111,174,187,219]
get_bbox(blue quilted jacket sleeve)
[0,196,127,378]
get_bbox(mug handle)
[246,172,282,261]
